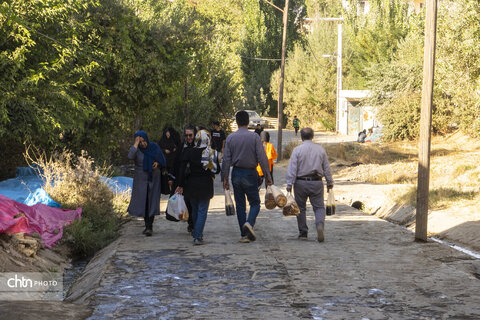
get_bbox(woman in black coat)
[159,128,178,195]
[175,130,217,245]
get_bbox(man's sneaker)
[193,239,204,246]
[298,234,308,241]
[145,229,153,237]
[238,237,250,243]
[316,224,324,243]
[243,222,256,241]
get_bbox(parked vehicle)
[244,110,266,129]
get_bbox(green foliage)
[343,0,412,88]
[240,0,306,116]
[271,20,337,129]
[0,0,244,166]
[366,0,480,140]
[63,217,118,257]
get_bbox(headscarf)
[194,130,218,173]
[134,131,166,180]
[159,128,177,152]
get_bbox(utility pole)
[416,0,438,242]
[276,0,289,160]
[336,23,343,133]
[305,17,344,133]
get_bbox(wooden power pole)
[416,0,438,242]
[276,0,289,160]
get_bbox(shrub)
[29,149,127,257]
[283,140,301,159]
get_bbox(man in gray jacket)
[222,111,272,243]
[286,127,334,242]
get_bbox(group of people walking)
[127,110,333,245]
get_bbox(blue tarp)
[0,166,133,207]
[100,176,133,194]
[0,166,60,207]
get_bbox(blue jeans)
[231,167,261,237]
[190,198,210,240]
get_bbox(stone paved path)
[81,173,480,319]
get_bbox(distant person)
[127,131,166,236]
[254,124,264,136]
[176,130,217,245]
[293,116,300,136]
[159,128,177,194]
[286,127,333,242]
[257,131,277,186]
[367,128,373,138]
[222,111,272,243]
[357,129,367,143]
[210,121,226,154]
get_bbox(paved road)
[79,169,480,319]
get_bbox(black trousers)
[144,186,155,229]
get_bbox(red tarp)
[0,194,81,248]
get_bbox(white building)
[338,90,379,136]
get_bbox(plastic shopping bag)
[265,186,276,209]
[167,193,189,221]
[283,192,300,216]
[225,189,235,216]
[326,189,336,216]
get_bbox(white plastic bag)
[225,189,235,216]
[326,190,336,216]
[167,193,189,221]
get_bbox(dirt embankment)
[0,233,71,273]
[322,131,480,254]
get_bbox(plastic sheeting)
[0,167,133,207]
[0,167,60,207]
[100,176,133,194]
[0,194,81,248]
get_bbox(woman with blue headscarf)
[127,131,166,236]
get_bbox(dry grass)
[395,186,478,209]
[325,142,416,165]
[26,148,128,257]
[330,131,480,210]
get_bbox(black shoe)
[142,228,148,235]
[145,229,153,237]
[187,225,194,233]
[298,234,308,241]
[166,213,180,222]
